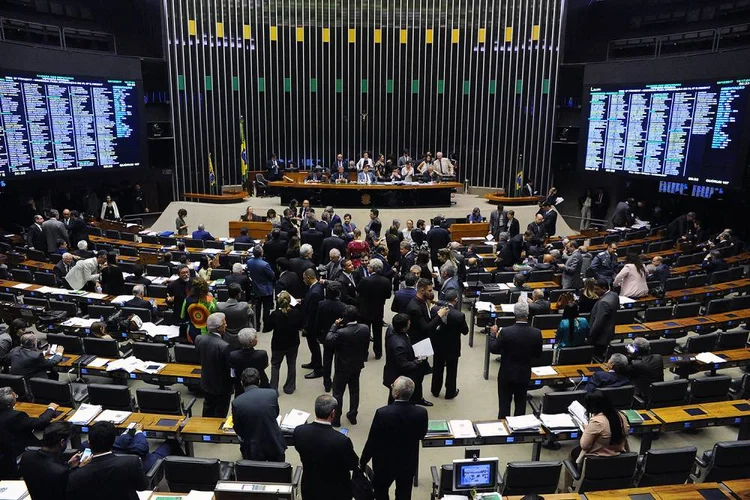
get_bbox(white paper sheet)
[140,322,180,339]
[448,419,477,438]
[531,366,558,377]
[87,358,109,368]
[696,352,726,364]
[0,480,29,500]
[280,409,310,431]
[12,283,32,290]
[412,338,434,358]
[540,413,578,430]
[61,317,98,328]
[94,410,132,424]
[568,400,589,428]
[475,421,509,437]
[84,292,110,300]
[500,304,515,314]
[505,414,542,431]
[185,491,215,500]
[110,295,136,304]
[474,301,495,312]
[69,404,102,425]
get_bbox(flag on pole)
[515,170,524,195]
[239,116,248,184]
[208,152,217,194]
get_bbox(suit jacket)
[123,296,156,316]
[217,299,254,336]
[64,257,100,290]
[488,322,543,384]
[543,209,558,237]
[337,272,358,305]
[589,291,619,347]
[507,218,520,238]
[528,299,551,318]
[68,218,88,246]
[263,239,289,269]
[383,329,424,387]
[357,171,376,184]
[611,201,632,227]
[19,448,70,500]
[590,251,618,282]
[324,260,343,282]
[399,250,416,279]
[585,371,631,392]
[326,322,370,372]
[391,287,417,314]
[427,227,450,254]
[191,229,215,241]
[0,406,55,457]
[313,298,346,341]
[26,223,45,250]
[432,306,468,359]
[302,282,325,332]
[232,385,285,460]
[246,257,275,296]
[438,276,461,303]
[266,161,281,180]
[42,219,69,253]
[625,354,664,397]
[8,347,60,379]
[361,401,428,477]
[315,221,331,239]
[320,236,347,265]
[289,257,316,282]
[527,221,547,243]
[357,273,392,321]
[66,453,146,500]
[562,249,584,290]
[224,272,252,299]
[411,227,426,247]
[275,270,305,300]
[330,171,348,183]
[53,260,75,285]
[406,297,443,344]
[194,333,232,396]
[166,278,190,318]
[293,422,359,500]
[522,183,535,197]
[268,308,303,351]
[489,209,508,236]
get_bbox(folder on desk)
[280,409,309,431]
[505,414,542,432]
[448,419,477,439]
[221,414,235,433]
[427,420,450,433]
[623,409,644,425]
[540,413,578,431]
[94,410,132,424]
[69,404,102,425]
[475,421,509,437]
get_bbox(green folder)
[428,420,450,433]
[623,409,644,425]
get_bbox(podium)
[229,221,273,239]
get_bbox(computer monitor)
[452,457,499,491]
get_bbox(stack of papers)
[280,409,310,431]
[474,301,495,312]
[540,413,578,430]
[696,352,726,364]
[0,480,29,500]
[84,292,110,300]
[61,317,99,328]
[69,404,102,425]
[475,421,509,437]
[200,248,223,254]
[106,356,141,373]
[505,414,542,432]
[568,400,589,429]
[35,286,70,295]
[148,276,174,284]
[12,283,32,290]
[531,366,558,377]
[412,338,434,358]
[140,322,180,339]
[87,358,109,368]
[110,295,136,304]
[448,420,477,439]
[94,410,132,424]
[427,420,450,435]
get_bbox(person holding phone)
[19,421,83,498]
[112,422,183,471]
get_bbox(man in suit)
[624,337,664,399]
[316,212,332,238]
[337,259,358,305]
[231,367,285,461]
[305,169,324,183]
[541,202,558,237]
[123,285,157,317]
[666,212,695,241]
[275,258,305,299]
[522,179,536,197]
[646,256,671,287]
[42,209,69,254]
[223,263,252,302]
[64,250,106,291]
[406,278,448,346]
[235,227,254,244]
[26,214,46,250]
[611,198,634,227]
[322,248,344,283]
[217,284,256,347]
[0,387,59,459]
[585,353,631,392]
[592,187,609,221]
[19,421,80,499]
[437,262,461,306]
[330,164,349,183]
[8,333,62,379]
[320,227,348,266]
[66,421,146,500]
[313,281,347,392]
[53,253,76,287]
[362,376,428,500]
[489,204,508,239]
[702,249,729,277]
[228,329,269,396]
[325,206,342,227]
[527,289,551,319]
[290,243,316,281]
[302,268,326,379]
[357,259,392,360]
[124,264,151,286]
[384,313,434,406]
[262,228,289,269]
[590,243,619,284]
[266,153,281,181]
[73,240,94,260]
[194,313,233,417]
[527,213,548,250]
[67,210,88,248]
[398,241,416,282]
[293,394,359,500]
[331,153,347,175]
[488,300,543,418]
[326,306,370,426]
[246,246,275,332]
[191,223,215,241]
[392,273,418,314]
[427,217,450,268]
[166,265,192,319]
[365,208,383,242]
[431,289,469,400]
[298,199,312,220]
[357,164,377,184]
[562,241,584,290]
[588,279,620,359]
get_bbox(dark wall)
[164,0,564,196]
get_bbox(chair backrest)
[710,269,732,285]
[684,333,718,354]
[731,294,750,311]
[83,337,120,357]
[706,440,750,482]
[205,240,225,250]
[479,291,509,305]
[163,456,221,492]
[0,374,28,400]
[33,272,56,286]
[615,309,636,325]
[576,452,638,493]
[718,331,748,350]
[689,375,731,403]
[647,338,677,356]
[665,276,687,291]
[105,230,121,239]
[148,284,168,298]
[530,348,554,368]
[555,345,594,366]
[119,246,139,257]
[159,236,177,246]
[184,238,205,249]
[686,273,707,287]
[233,242,253,251]
[11,269,33,283]
[501,461,562,496]
[643,306,674,322]
[647,379,689,408]
[234,460,293,483]
[174,344,200,364]
[637,447,697,487]
[598,385,635,410]
[132,342,170,362]
[46,333,83,354]
[542,390,586,414]
[0,292,15,303]
[211,268,231,280]
[87,384,132,411]
[23,296,48,308]
[493,271,516,284]
[120,232,137,242]
[122,306,152,323]
[605,344,628,358]
[123,282,137,295]
[87,304,117,320]
[28,378,73,406]
[147,264,172,277]
[531,314,563,330]
[438,464,455,496]
[141,235,159,244]
[528,270,555,282]
[136,388,183,415]
[728,266,744,280]
[49,299,77,317]
[706,298,732,315]
[674,302,701,318]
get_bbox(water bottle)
[95,284,102,293]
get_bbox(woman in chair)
[554,302,589,349]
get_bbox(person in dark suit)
[289,243,316,281]
[527,289,551,319]
[592,188,609,222]
[411,219,426,248]
[262,228,289,269]
[541,202,558,237]
[232,367,285,461]
[646,256,671,288]
[384,313,434,406]
[235,227,254,244]
[297,199,313,220]
[701,249,729,277]
[611,198,634,227]
[66,421,147,500]
[361,376,428,500]
[218,284,256,348]
[588,279,620,359]
[293,395,359,500]
[392,273,418,314]
[275,257,305,299]
[320,228,348,265]
[123,284,157,317]
[53,253,75,287]
[313,282,347,392]
[624,337,664,399]
[527,213,548,249]
[398,240,416,282]
[194,313,233,417]
[266,153,282,181]
[489,204,508,239]
[326,306,370,426]
[166,265,191,320]
[426,217,450,268]
[224,262,252,301]
[228,329,269,397]
[406,279,449,345]
[191,224,215,241]
[302,269,326,378]
[26,214,46,250]
[585,353,631,392]
[315,212,332,238]
[522,179,536,197]
[431,289,469,400]
[8,333,62,380]
[488,301,543,418]
[336,258,358,305]
[590,243,619,284]
[330,164,349,183]
[246,246,276,332]
[19,421,80,499]
[357,259,392,359]
[67,211,88,247]
[42,210,69,254]
[437,262,461,306]
[124,264,151,287]
[666,212,695,241]
[0,387,59,459]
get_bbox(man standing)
[541,202,558,237]
[224,262,252,301]
[321,228,347,267]
[391,273,418,314]
[42,209,69,254]
[361,376,428,500]
[585,353,631,392]
[488,301,543,418]
[406,279,448,345]
[489,204,508,240]
[228,329,269,397]
[324,248,344,281]
[588,279,620,359]
[365,208,383,243]
[26,214,45,250]
[437,262,461,305]
[64,250,106,291]
[426,217,450,268]
[289,244,316,281]
[326,306,369,426]
[293,394,360,500]
[562,241,583,290]
[19,421,80,499]
[266,153,281,181]
[357,259,392,360]
[262,228,289,270]
[302,268,325,379]
[383,314,431,406]
[337,259,358,305]
[611,198,634,228]
[166,265,192,321]
[232,367,285,461]
[314,282,347,392]
[246,246,275,332]
[431,289,468,400]
[194,313,232,417]
[590,242,619,284]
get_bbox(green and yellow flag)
[240,116,248,184]
[208,152,217,194]
[515,170,524,195]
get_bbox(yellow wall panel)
[505,27,513,42]
[243,25,251,40]
[451,28,460,44]
[322,28,331,42]
[478,28,486,43]
[425,28,433,44]
[348,28,356,43]
[400,29,408,44]
[188,20,196,36]
[296,27,304,42]
[216,22,224,38]
[270,26,278,41]
[532,25,540,41]
[374,29,382,44]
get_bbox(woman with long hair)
[555,302,589,350]
[347,228,370,269]
[197,254,219,281]
[577,278,599,313]
[385,226,402,266]
[285,235,301,260]
[267,291,304,394]
[572,390,630,467]
[100,251,124,295]
[181,277,217,343]
[614,252,649,298]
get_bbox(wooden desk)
[673,316,716,334]
[654,482,732,499]
[450,222,490,242]
[529,363,606,388]
[699,400,750,440]
[652,404,720,431]
[56,354,201,386]
[721,479,750,499]
[484,193,544,206]
[586,486,659,499]
[17,260,55,272]
[704,309,750,330]
[92,219,144,234]
[506,495,580,500]
[228,220,273,239]
[14,402,73,421]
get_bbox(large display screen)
[0,71,141,177]
[583,78,750,186]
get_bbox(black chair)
[204,240,225,250]
[184,238,205,249]
[211,268,231,280]
[147,264,172,277]
[643,306,674,322]
[528,270,555,282]
[731,294,750,311]
[136,388,195,416]
[648,338,677,356]
[87,384,134,411]
[615,309,636,325]
[531,314,563,330]
[120,232,137,242]
[119,246,139,257]
[493,271,516,284]
[691,440,750,482]
[688,376,732,404]
[233,242,253,252]
[27,248,48,261]
[730,373,750,399]
[0,374,29,401]
[46,333,83,354]
[33,272,56,286]
[159,236,177,246]
[148,284,168,299]
[564,452,638,493]
[123,282,138,295]
[83,337,121,357]
[665,276,687,291]
[132,342,170,362]
[479,291,509,305]
[28,378,88,406]
[685,273,708,287]
[682,333,719,354]
[706,298,733,315]
[23,296,48,308]
[49,299,78,317]
[255,173,269,196]
[530,390,586,416]
[174,344,200,364]
[728,266,745,280]
[122,306,152,323]
[11,268,34,283]
[530,348,554,368]
[47,254,61,265]
[88,304,117,319]
[635,447,697,487]
[234,460,302,494]
[710,269,732,285]
[555,346,594,365]
[598,385,635,410]
[638,379,689,409]
[160,456,233,492]
[717,331,748,350]
[140,235,159,244]
[674,302,701,318]
[498,461,562,496]
[0,292,15,303]
[605,344,629,358]
[105,230,121,240]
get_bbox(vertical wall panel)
[164,0,563,196]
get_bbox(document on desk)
[0,480,29,500]
[94,410,132,424]
[87,357,109,368]
[141,322,180,340]
[474,301,495,312]
[185,492,215,500]
[531,366,558,377]
[499,303,515,314]
[69,404,103,425]
[618,296,636,307]
[85,292,110,300]
[505,414,541,432]
[540,413,578,430]
[695,352,726,364]
[110,295,136,304]
[12,283,32,290]
[448,419,477,439]
[36,286,69,295]
[475,421,509,437]
[106,356,141,373]
[280,409,310,431]
[412,338,434,358]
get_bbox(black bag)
[351,465,375,500]
[37,310,68,323]
[650,286,665,299]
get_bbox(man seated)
[19,421,82,498]
[701,249,728,277]
[389,167,403,182]
[124,264,151,286]
[0,387,60,464]
[624,337,664,399]
[533,253,557,272]
[8,333,62,380]
[331,164,349,184]
[646,256,670,287]
[112,422,183,471]
[508,273,531,293]
[235,227,254,244]
[585,353,631,392]
[123,285,157,317]
[527,289,551,318]
[191,224,215,241]
[54,253,76,287]
[305,168,324,183]
[421,164,440,183]
[357,165,376,185]
[73,240,93,259]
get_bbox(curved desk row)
[269,181,463,207]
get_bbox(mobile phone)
[626,344,636,354]
[81,448,92,462]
